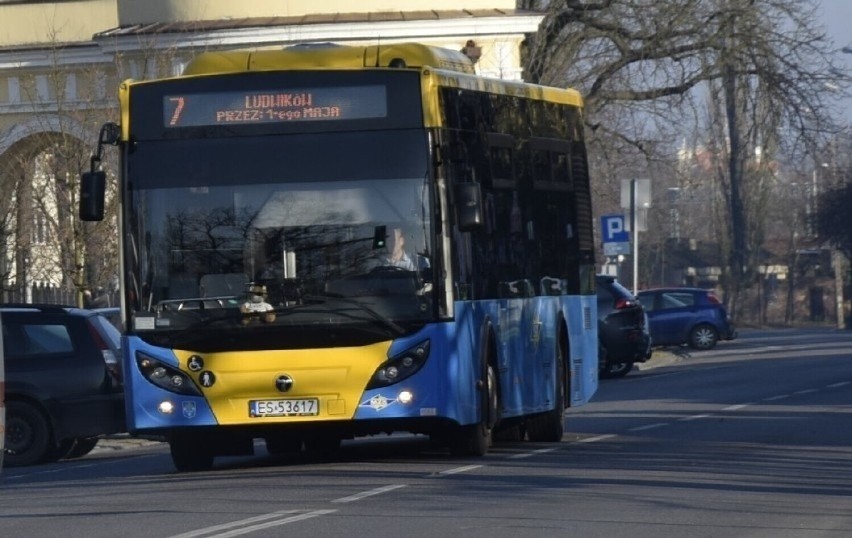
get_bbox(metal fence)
[2,284,119,308]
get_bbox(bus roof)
[183,42,477,76]
[176,42,583,107]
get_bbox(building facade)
[0,0,545,302]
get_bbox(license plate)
[249,399,319,417]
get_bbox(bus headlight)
[367,340,430,389]
[136,352,203,396]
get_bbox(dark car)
[92,306,123,332]
[636,287,737,350]
[1,304,125,466]
[596,275,652,378]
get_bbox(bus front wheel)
[527,351,566,442]
[450,362,496,456]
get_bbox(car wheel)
[689,323,719,350]
[5,401,52,467]
[600,361,633,379]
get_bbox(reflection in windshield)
[127,177,433,337]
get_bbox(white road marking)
[628,422,668,432]
[577,434,617,443]
[508,447,558,459]
[332,484,407,503]
[438,464,484,476]
[168,510,334,538]
[678,414,711,421]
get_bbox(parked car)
[636,287,737,350]
[596,275,652,378]
[92,306,123,332]
[1,304,125,466]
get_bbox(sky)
[818,0,852,122]
[818,0,851,51]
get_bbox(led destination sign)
[163,85,387,128]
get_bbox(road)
[2,328,852,537]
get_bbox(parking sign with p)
[601,215,629,243]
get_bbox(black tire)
[65,437,100,459]
[169,434,215,472]
[527,349,566,442]
[600,360,634,379]
[5,401,52,467]
[689,323,719,350]
[450,362,496,456]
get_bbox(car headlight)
[367,340,430,389]
[136,352,203,396]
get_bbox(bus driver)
[385,227,416,270]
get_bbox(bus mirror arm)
[455,182,483,232]
[90,122,120,173]
[79,122,119,222]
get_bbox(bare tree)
[2,26,119,306]
[1,23,195,306]
[523,0,848,319]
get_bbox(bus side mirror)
[80,170,106,221]
[456,182,483,232]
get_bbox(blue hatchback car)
[636,287,736,350]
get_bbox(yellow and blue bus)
[80,43,598,471]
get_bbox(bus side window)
[455,183,483,232]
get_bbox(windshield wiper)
[303,294,406,336]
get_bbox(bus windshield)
[125,130,434,349]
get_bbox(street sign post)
[619,179,652,294]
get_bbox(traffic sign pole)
[631,180,638,295]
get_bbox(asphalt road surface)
[2,327,851,537]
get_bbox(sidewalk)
[95,433,164,452]
[636,347,681,371]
